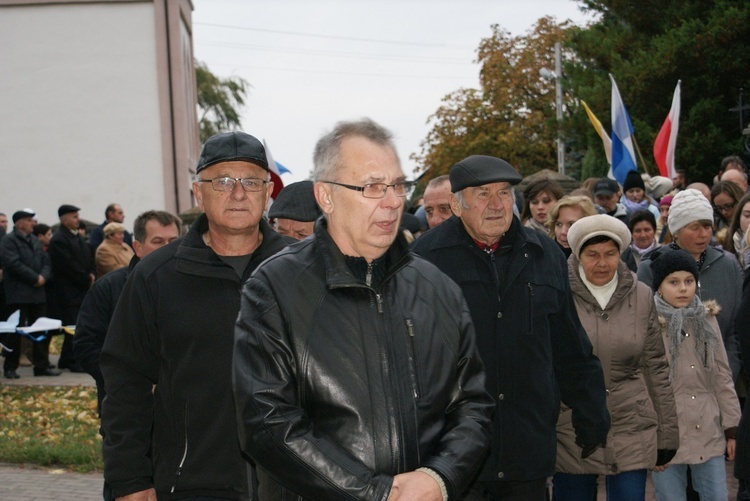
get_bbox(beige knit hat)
[668,188,713,234]
[103,222,126,236]
[567,214,632,258]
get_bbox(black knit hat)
[623,170,645,193]
[268,181,321,222]
[196,131,268,174]
[449,155,521,193]
[650,250,699,291]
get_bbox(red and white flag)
[653,81,681,179]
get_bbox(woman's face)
[658,270,696,309]
[713,191,737,222]
[739,201,750,234]
[632,221,656,250]
[625,187,645,203]
[579,239,620,286]
[674,221,712,259]
[554,206,585,249]
[108,231,125,244]
[529,190,558,224]
[659,205,670,223]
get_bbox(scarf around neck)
[654,294,717,380]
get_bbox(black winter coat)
[48,228,94,307]
[100,215,291,500]
[0,229,51,304]
[74,258,134,413]
[412,216,610,482]
[233,218,494,501]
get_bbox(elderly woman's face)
[632,221,655,250]
[579,239,620,286]
[108,231,125,244]
[675,221,712,259]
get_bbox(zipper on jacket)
[366,262,373,287]
[375,292,384,313]
[404,319,421,399]
[171,410,189,493]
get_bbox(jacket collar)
[423,215,545,257]
[313,216,412,289]
[175,213,287,281]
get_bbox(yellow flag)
[582,100,612,165]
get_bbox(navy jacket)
[412,216,610,482]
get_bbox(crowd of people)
[2,121,750,501]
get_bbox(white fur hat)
[668,188,713,234]
[643,175,674,199]
[567,214,632,258]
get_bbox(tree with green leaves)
[567,0,750,183]
[412,17,573,183]
[196,60,249,144]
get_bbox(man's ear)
[314,182,334,215]
[451,196,463,218]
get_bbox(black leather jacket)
[234,218,494,500]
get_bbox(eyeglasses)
[322,180,414,199]
[713,201,737,213]
[197,177,268,192]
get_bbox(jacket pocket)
[170,403,189,494]
[404,319,421,400]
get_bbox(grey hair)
[454,186,517,209]
[426,175,450,190]
[312,118,399,182]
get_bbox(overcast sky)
[191,0,594,184]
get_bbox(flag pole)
[631,135,652,176]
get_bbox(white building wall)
[0,2,165,230]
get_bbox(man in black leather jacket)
[233,119,494,501]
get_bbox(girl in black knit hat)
[650,251,740,500]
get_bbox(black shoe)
[66,363,85,373]
[4,369,20,379]
[34,367,62,377]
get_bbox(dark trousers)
[57,304,80,368]
[464,479,548,501]
[3,303,50,371]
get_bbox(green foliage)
[567,0,750,183]
[196,60,249,144]
[412,18,572,185]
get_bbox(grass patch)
[0,385,102,472]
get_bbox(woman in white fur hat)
[553,214,678,501]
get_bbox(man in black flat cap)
[268,180,321,240]
[0,210,59,378]
[412,155,610,501]
[100,131,293,501]
[48,204,94,373]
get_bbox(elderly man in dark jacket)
[412,155,610,501]
[100,132,292,501]
[0,210,59,378]
[233,119,494,501]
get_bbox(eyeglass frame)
[196,177,269,192]
[321,180,415,199]
[713,200,737,213]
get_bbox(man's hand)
[388,471,442,501]
[728,438,737,461]
[35,275,45,287]
[116,488,157,501]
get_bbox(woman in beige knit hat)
[95,222,134,277]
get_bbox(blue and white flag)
[609,74,638,185]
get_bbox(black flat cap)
[58,204,80,217]
[268,181,321,222]
[12,210,35,223]
[449,155,522,193]
[196,131,268,174]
